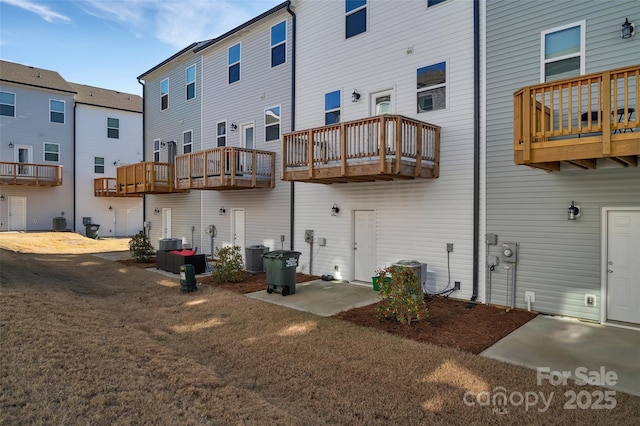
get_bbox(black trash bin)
[263,250,301,296]
[85,224,100,239]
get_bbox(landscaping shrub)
[211,245,246,284]
[128,231,155,263]
[376,264,428,325]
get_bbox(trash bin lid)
[263,250,301,258]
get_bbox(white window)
[183,130,192,154]
[217,122,226,147]
[44,143,59,162]
[346,0,366,39]
[153,139,161,162]
[161,79,169,110]
[50,100,65,123]
[325,90,341,125]
[107,118,119,139]
[186,65,196,100]
[265,106,281,142]
[0,91,15,117]
[228,43,241,84]
[541,21,585,82]
[417,61,447,113]
[94,157,104,174]
[271,21,287,67]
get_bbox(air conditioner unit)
[393,260,427,293]
[245,245,270,273]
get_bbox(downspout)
[471,0,480,301]
[73,99,76,232]
[138,77,146,228]
[286,1,296,252]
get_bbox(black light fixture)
[568,201,580,221]
[219,206,226,215]
[621,18,635,39]
[154,208,161,215]
[108,206,113,211]
[230,122,238,131]
[0,195,4,201]
[352,89,360,103]
[8,142,13,148]
[331,203,340,216]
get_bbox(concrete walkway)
[481,315,640,396]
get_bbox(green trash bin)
[180,264,197,293]
[263,250,301,296]
[85,224,100,239]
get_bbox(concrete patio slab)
[481,315,640,396]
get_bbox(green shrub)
[128,231,155,263]
[376,264,428,325]
[211,245,246,284]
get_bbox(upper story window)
[50,100,65,123]
[186,65,196,100]
[153,139,161,162]
[417,61,447,113]
[346,0,366,39]
[265,106,281,142]
[325,90,341,125]
[271,21,287,67]
[0,91,15,117]
[94,157,104,174]
[44,143,59,162]
[541,21,585,82]
[217,121,226,147]
[228,43,241,84]
[161,79,169,110]
[107,118,119,139]
[183,130,192,154]
[427,0,448,6]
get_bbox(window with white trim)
[153,139,161,162]
[265,106,281,142]
[186,65,196,100]
[325,91,341,125]
[0,91,15,117]
[94,157,104,174]
[50,100,65,123]
[217,122,226,147]
[161,78,169,110]
[427,0,448,6]
[183,130,192,154]
[345,0,366,39]
[107,117,119,139]
[228,43,241,84]
[417,62,446,113]
[541,21,585,82]
[271,21,286,67]
[44,143,59,162]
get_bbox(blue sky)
[0,0,283,96]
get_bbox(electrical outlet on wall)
[454,281,461,290]
[447,243,454,253]
[585,294,596,307]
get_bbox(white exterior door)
[8,196,26,231]
[242,123,254,173]
[232,209,245,260]
[16,145,32,175]
[370,89,394,116]
[606,210,640,325]
[353,210,376,282]
[162,208,171,239]
[115,208,127,237]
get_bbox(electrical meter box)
[304,229,314,243]
[501,242,518,263]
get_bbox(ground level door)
[606,209,640,325]
[162,208,171,239]
[232,209,245,261]
[353,210,376,282]
[115,208,127,237]
[8,196,26,231]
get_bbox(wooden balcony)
[282,115,440,183]
[94,178,142,197]
[0,162,62,186]
[514,64,640,171]
[116,162,186,195]
[175,147,275,191]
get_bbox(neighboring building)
[485,1,640,326]
[286,0,479,297]
[128,2,292,258]
[70,83,143,237]
[0,60,143,235]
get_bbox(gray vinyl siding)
[0,82,74,231]
[485,0,640,320]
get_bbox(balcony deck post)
[341,123,347,176]
[379,116,386,173]
[307,130,314,179]
[523,87,531,162]
[415,121,423,177]
[395,116,402,174]
[602,71,611,156]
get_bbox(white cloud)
[2,0,71,23]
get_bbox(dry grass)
[0,231,130,254]
[1,233,639,424]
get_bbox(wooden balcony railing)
[175,147,275,190]
[514,64,640,171]
[94,178,142,197]
[282,114,440,183]
[116,162,186,194]
[0,162,63,186]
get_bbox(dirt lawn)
[1,232,638,424]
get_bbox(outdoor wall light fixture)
[568,201,580,220]
[219,206,226,215]
[352,89,361,103]
[154,208,161,215]
[8,142,13,148]
[108,206,113,211]
[621,18,635,39]
[0,195,4,201]
[160,140,166,147]
[230,122,238,131]
[331,203,340,216]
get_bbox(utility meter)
[501,242,518,263]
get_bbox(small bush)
[376,265,428,325]
[211,245,246,284]
[129,231,155,263]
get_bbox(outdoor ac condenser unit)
[393,260,427,293]
[245,245,270,273]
